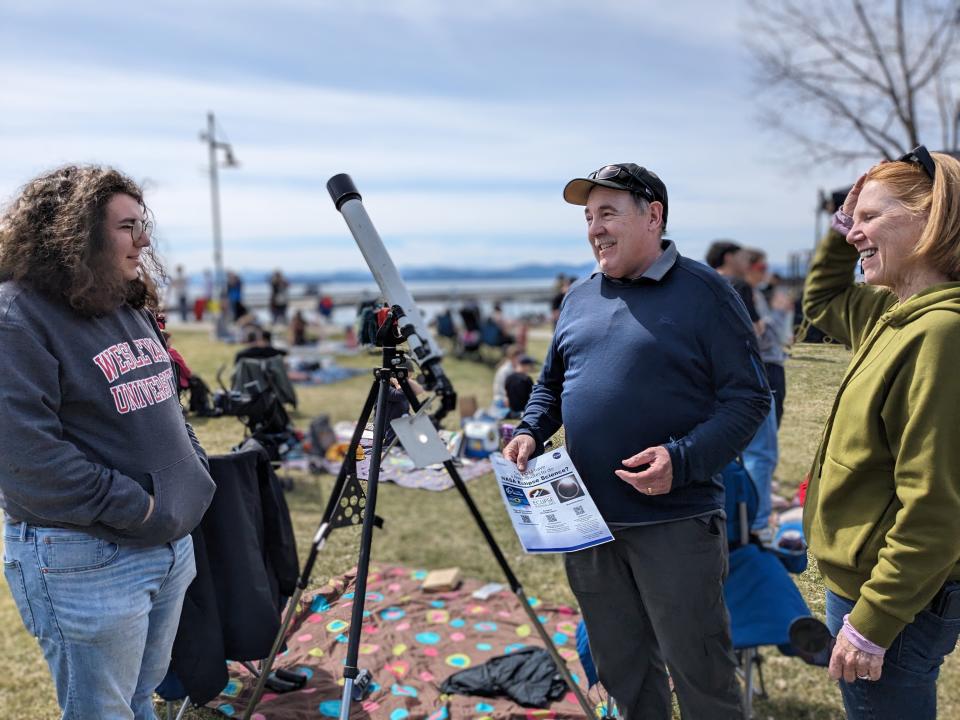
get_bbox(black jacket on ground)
[440,646,567,708]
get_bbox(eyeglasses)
[122,219,154,243]
[589,165,658,202]
[897,145,936,180]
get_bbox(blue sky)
[0,1,857,274]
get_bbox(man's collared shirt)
[600,239,678,285]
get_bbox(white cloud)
[0,1,842,274]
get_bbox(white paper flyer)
[490,447,613,553]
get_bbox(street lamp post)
[199,111,238,329]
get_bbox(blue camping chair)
[478,319,514,365]
[435,310,457,348]
[575,623,620,717]
[721,459,824,719]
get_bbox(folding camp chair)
[478,318,515,365]
[460,304,481,333]
[721,460,826,720]
[157,448,301,716]
[218,359,301,486]
[159,658,306,718]
[575,622,618,718]
[434,309,458,351]
[456,306,483,360]
[232,355,297,408]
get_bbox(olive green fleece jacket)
[802,228,960,648]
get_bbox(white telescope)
[327,173,456,416]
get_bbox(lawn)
[1,329,957,719]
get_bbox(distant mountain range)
[209,258,797,287]
[235,261,598,285]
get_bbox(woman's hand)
[842,160,889,218]
[841,172,869,219]
[828,628,884,683]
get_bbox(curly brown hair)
[0,164,166,316]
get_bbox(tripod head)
[328,174,457,420]
[373,304,414,348]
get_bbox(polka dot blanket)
[212,566,604,719]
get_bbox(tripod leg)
[398,378,597,717]
[340,372,393,720]
[242,382,381,720]
[441,458,598,718]
[174,696,191,720]
[319,379,380,524]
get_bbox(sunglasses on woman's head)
[897,145,936,180]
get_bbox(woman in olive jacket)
[803,148,960,720]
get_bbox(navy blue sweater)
[516,244,770,525]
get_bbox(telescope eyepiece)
[327,174,361,211]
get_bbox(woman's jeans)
[3,522,196,720]
[826,587,960,720]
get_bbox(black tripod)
[242,308,598,719]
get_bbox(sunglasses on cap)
[897,145,935,180]
[589,165,659,203]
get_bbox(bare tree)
[746,0,960,164]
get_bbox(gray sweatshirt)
[754,289,793,366]
[0,282,215,547]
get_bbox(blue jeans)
[742,395,777,531]
[826,587,960,720]
[2,522,196,720]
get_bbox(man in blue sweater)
[503,163,770,719]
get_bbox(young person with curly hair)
[0,165,216,719]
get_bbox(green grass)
[1,332,957,719]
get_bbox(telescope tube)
[327,174,456,419]
[327,174,444,367]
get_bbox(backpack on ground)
[187,375,218,417]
